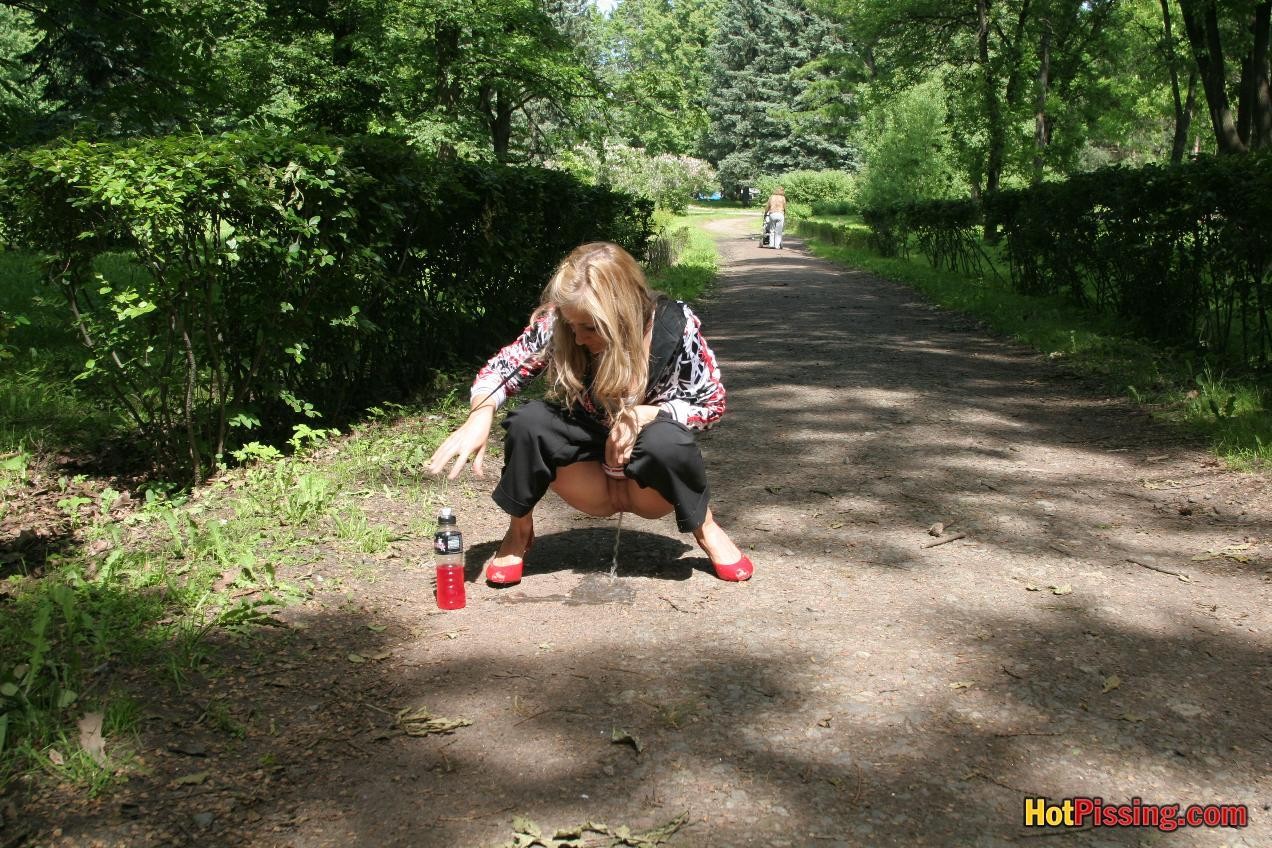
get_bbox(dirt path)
[31,216,1270,848]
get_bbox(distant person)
[763,187,787,249]
[425,242,754,585]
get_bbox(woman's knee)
[632,419,697,462]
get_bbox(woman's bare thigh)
[550,462,674,520]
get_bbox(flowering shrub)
[552,144,719,212]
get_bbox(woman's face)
[560,304,605,355]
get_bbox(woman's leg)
[488,401,606,572]
[625,420,748,575]
[549,461,674,520]
[691,507,742,566]
[550,464,744,573]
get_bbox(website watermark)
[1024,797,1249,833]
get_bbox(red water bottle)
[433,507,465,610]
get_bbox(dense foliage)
[988,153,1272,364]
[704,0,855,193]
[0,134,653,478]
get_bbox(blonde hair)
[537,242,655,420]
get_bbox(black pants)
[492,400,711,533]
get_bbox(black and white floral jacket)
[470,298,726,431]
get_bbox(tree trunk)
[1249,0,1272,149]
[1161,0,1197,163]
[1033,19,1051,184]
[479,85,515,161]
[434,23,462,160]
[978,0,1005,240]
[1178,0,1248,153]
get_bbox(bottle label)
[434,529,463,554]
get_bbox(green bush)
[0,133,654,479]
[985,153,1272,365]
[552,144,718,213]
[810,198,856,216]
[856,76,961,212]
[755,170,856,206]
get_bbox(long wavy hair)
[536,242,655,421]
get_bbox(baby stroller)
[761,212,773,247]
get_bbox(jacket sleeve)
[657,305,726,431]
[470,308,554,410]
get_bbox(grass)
[646,215,721,302]
[794,217,1272,469]
[0,392,468,789]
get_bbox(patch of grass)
[646,218,720,303]
[330,507,394,555]
[798,227,1272,469]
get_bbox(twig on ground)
[659,595,693,613]
[1126,557,1192,581]
[512,707,559,727]
[922,533,967,549]
[599,665,650,677]
[1018,826,1094,838]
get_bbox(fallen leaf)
[511,816,542,839]
[1121,712,1146,723]
[48,749,64,766]
[1102,674,1121,694]
[366,650,392,661]
[828,521,844,529]
[347,653,366,664]
[174,770,210,786]
[764,485,783,494]
[365,624,386,633]
[1050,584,1073,596]
[396,706,471,736]
[1024,584,1040,592]
[818,716,832,727]
[611,727,643,754]
[949,681,973,690]
[927,522,944,537]
[78,712,105,765]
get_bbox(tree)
[602,0,721,156]
[1176,0,1271,153]
[814,0,1130,199]
[0,0,226,140]
[703,0,854,194]
[855,75,961,209]
[382,0,603,161]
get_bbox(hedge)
[0,133,654,479]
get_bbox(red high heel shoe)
[485,534,534,585]
[711,554,754,582]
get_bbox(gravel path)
[31,215,1270,848]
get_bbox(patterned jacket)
[470,298,726,431]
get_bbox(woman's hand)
[426,405,495,479]
[606,405,659,470]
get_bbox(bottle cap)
[438,507,456,524]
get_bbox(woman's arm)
[469,308,555,410]
[658,306,726,431]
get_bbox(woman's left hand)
[606,405,660,470]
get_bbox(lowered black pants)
[492,400,711,533]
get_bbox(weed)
[330,508,394,555]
